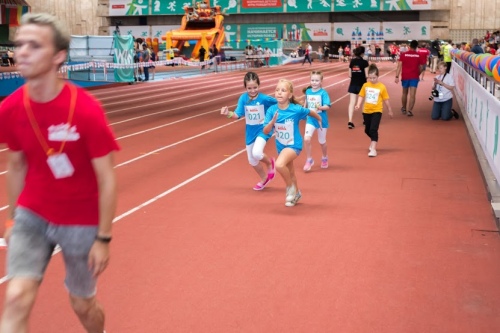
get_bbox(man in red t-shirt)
[417,42,431,81]
[395,40,426,117]
[0,13,119,332]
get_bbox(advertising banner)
[113,35,134,83]
[382,0,431,11]
[240,0,284,13]
[286,0,331,12]
[151,0,185,15]
[333,22,381,42]
[109,0,150,16]
[382,21,430,41]
[240,24,283,40]
[453,64,500,183]
[334,0,380,12]
[284,23,332,42]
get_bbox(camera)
[428,89,439,100]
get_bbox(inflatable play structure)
[165,0,225,61]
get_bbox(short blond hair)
[21,13,70,53]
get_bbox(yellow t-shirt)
[359,81,389,114]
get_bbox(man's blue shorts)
[402,79,419,88]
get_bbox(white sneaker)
[285,190,302,207]
[285,186,296,202]
[368,149,377,157]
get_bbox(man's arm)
[5,151,27,240]
[92,152,117,238]
[88,152,117,277]
[395,61,402,83]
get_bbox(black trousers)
[363,112,382,142]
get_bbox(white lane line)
[0,148,246,285]
[0,205,7,212]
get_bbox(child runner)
[263,79,322,207]
[302,70,331,172]
[354,64,394,157]
[347,46,369,129]
[221,71,277,190]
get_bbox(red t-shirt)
[344,47,350,55]
[417,47,430,60]
[399,50,426,80]
[0,82,120,226]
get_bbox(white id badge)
[47,153,74,179]
[438,92,444,100]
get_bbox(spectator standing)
[199,45,207,69]
[442,40,453,74]
[323,43,330,62]
[302,43,312,65]
[471,38,484,54]
[264,47,272,67]
[142,46,150,81]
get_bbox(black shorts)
[348,85,363,94]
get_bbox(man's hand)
[88,241,110,277]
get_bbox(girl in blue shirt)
[302,70,331,172]
[263,79,322,207]
[221,72,277,191]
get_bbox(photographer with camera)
[430,61,458,121]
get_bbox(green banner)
[286,0,331,12]
[151,0,185,15]
[334,0,380,12]
[113,34,135,83]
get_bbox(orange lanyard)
[23,83,77,156]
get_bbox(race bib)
[244,104,265,125]
[47,153,74,179]
[274,122,294,146]
[306,95,322,111]
[365,87,380,105]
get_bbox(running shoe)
[321,157,328,169]
[348,122,355,129]
[285,186,297,202]
[253,177,272,191]
[285,190,302,207]
[407,111,413,117]
[368,149,377,157]
[303,158,314,172]
[401,107,407,115]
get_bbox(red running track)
[0,60,499,332]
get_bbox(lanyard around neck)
[23,83,77,156]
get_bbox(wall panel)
[28,0,103,35]
[23,0,500,38]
